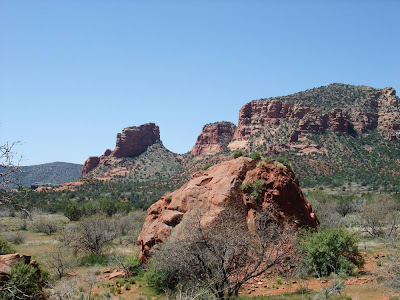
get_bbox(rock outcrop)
[81,123,160,176]
[230,86,399,150]
[190,122,237,156]
[0,253,44,297]
[113,124,160,158]
[137,157,318,260]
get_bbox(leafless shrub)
[312,275,345,299]
[32,218,58,235]
[65,214,117,255]
[151,209,294,300]
[47,246,75,279]
[308,198,343,229]
[358,194,400,238]
[3,231,25,244]
[165,283,212,300]
[0,208,11,217]
[0,142,29,216]
[49,269,99,300]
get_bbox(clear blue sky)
[1,0,399,165]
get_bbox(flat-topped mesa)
[232,85,400,145]
[191,121,237,156]
[81,123,160,176]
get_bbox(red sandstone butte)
[81,123,160,176]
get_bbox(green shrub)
[146,258,177,294]
[146,268,170,293]
[0,261,43,299]
[201,163,213,170]
[79,254,110,266]
[249,152,261,161]
[63,201,85,221]
[299,228,364,276]
[276,162,286,170]
[276,156,291,166]
[124,254,142,276]
[0,236,15,254]
[240,180,264,202]
[233,149,248,159]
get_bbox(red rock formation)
[328,108,353,134]
[232,87,400,148]
[112,123,160,158]
[81,156,101,175]
[0,253,43,295]
[190,122,237,156]
[81,123,160,176]
[137,157,318,260]
[234,101,314,140]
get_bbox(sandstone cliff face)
[190,122,237,156]
[137,157,318,260]
[81,123,160,176]
[230,86,399,150]
[113,124,160,158]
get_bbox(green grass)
[79,254,110,266]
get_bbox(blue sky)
[1,0,399,165]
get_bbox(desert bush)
[299,228,364,276]
[63,199,132,221]
[249,151,261,161]
[201,163,213,170]
[0,236,15,254]
[63,201,84,221]
[232,149,248,159]
[111,253,142,276]
[3,232,25,245]
[146,265,175,294]
[47,246,74,279]
[32,218,58,235]
[66,214,118,255]
[148,210,294,299]
[276,156,291,166]
[358,194,400,238]
[0,261,44,299]
[308,198,343,229]
[240,180,264,202]
[79,253,110,266]
[122,255,142,275]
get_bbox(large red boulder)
[137,157,319,260]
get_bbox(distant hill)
[16,162,82,186]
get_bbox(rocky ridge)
[77,83,400,192]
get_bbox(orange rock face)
[137,157,318,260]
[81,123,160,176]
[190,122,237,156]
[232,87,400,145]
[0,253,42,286]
